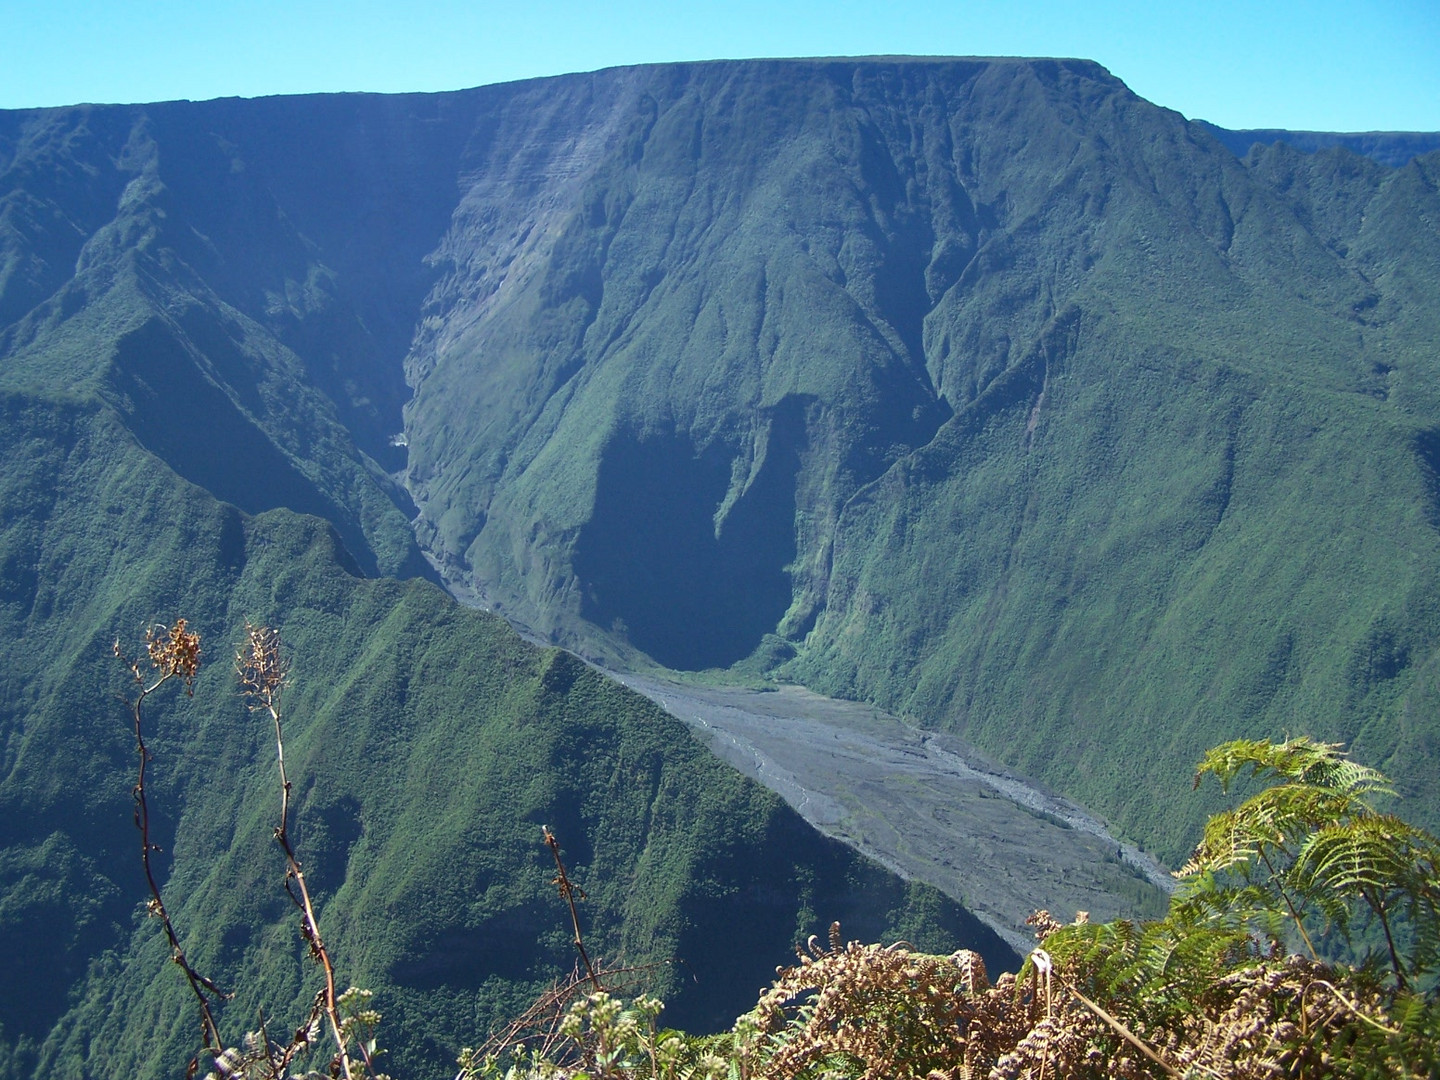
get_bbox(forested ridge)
[2,57,1439,1077]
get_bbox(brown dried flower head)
[236,624,287,705]
[146,618,201,694]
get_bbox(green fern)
[465,738,1440,1080]
[1173,737,1440,988]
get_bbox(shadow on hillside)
[575,399,809,670]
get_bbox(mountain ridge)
[2,57,1439,1076]
[5,58,1438,858]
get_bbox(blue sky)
[3,0,1436,131]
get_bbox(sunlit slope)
[0,393,1002,1079]
[396,60,1440,861]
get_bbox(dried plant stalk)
[118,619,227,1077]
[237,624,375,1080]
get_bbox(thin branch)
[468,958,668,1076]
[118,621,227,1065]
[1364,887,1411,991]
[543,826,602,991]
[1302,979,1401,1036]
[1258,848,1319,961]
[1036,956,1180,1080]
[238,625,368,1080]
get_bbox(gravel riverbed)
[609,673,1174,955]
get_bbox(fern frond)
[1182,787,1378,879]
[1297,816,1431,893]
[1193,737,1392,798]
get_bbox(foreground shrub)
[462,740,1440,1080]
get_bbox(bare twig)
[1032,949,1181,1078]
[543,826,602,991]
[238,624,371,1080]
[466,958,668,1077]
[478,966,589,1069]
[1303,979,1402,1036]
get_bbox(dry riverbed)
[435,565,1174,954]
[609,673,1173,954]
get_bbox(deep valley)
[2,56,1439,1078]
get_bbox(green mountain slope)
[0,391,1004,1078]
[391,59,1440,862]
[0,93,473,578]
[3,57,1440,1075]
[0,66,1019,1080]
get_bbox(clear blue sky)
[3,0,1436,131]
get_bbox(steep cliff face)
[406,60,1060,658]
[2,62,1440,1075]
[392,60,1440,859]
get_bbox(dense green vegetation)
[0,393,1003,1077]
[394,60,1440,864]
[3,56,1440,1078]
[7,58,1437,862]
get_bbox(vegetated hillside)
[0,392,1006,1079]
[390,59,1440,864]
[0,91,476,579]
[2,57,1440,1073]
